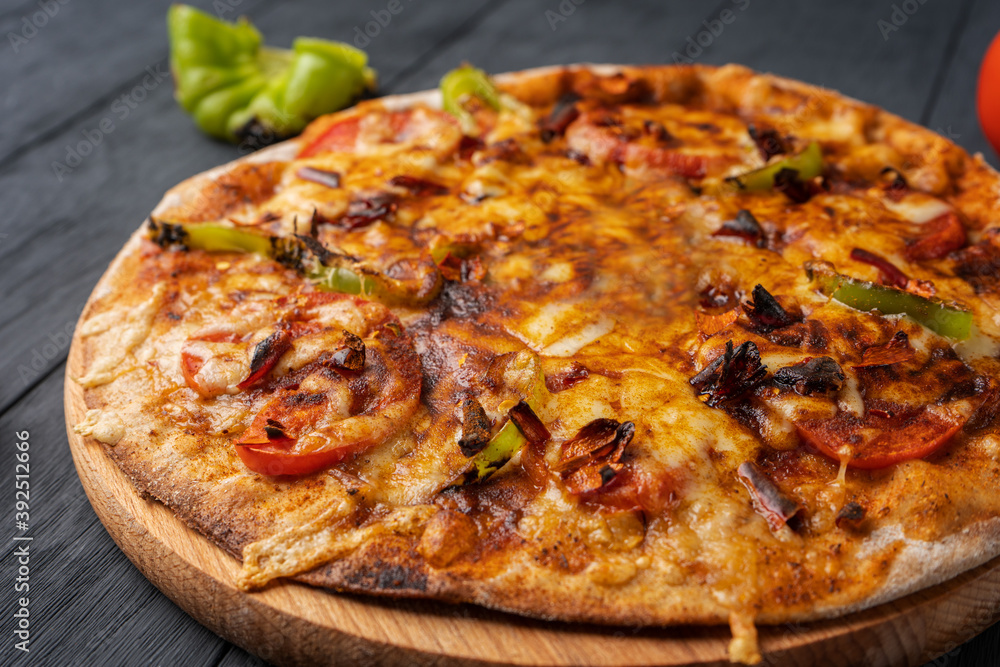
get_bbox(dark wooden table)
[2,0,999,664]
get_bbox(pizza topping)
[747,124,788,161]
[508,401,551,445]
[806,261,972,339]
[539,93,581,143]
[773,357,844,397]
[387,175,449,197]
[456,350,546,485]
[690,340,768,407]
[150,220,442,306]
[712,209,765,247]
[564,109,711,178]
[878,166,908,200]
[297,166,341,189]
[437,252,486,283]
[726,142,822,191]
[772,167,815,203]
[238,328,293,390]
[951,229,1000,293]
[696,308,740,337]
[544,362,590,393]
[741,284,797,332]
[835,501,866,530]
[849,248,909,289]
[558,420,635,496]
[440,65,500,133]
[853,331,914,368]
[205,293,424,475]
[456,134,485,161]
[335,191,398,230]
[458,398,493,456]
[905,211,967,261]
[555,419,624,472]
[796,399,967,469]
[327,330,365,373]
[737,461,804,532]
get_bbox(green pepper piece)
[147,220,435,305]
[168,5,376,142]
[806,261,972,340]
[183,223,273,254]
[439,65,500,133]
[728,142,823,191]
[458,350,547,485]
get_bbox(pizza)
[68,63,1000,664]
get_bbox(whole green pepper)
[806,261,972,340]
[168,5,376,143]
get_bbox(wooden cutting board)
[65,348,1000,667]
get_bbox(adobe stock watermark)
[11,430,32,654]
[50,62,169,182]
[7,0,70,55]
[671,0,751,65]
[544,0,585,31]
[351,0,417,48]
[17,321,75,386]
[877,0,931,41]
[212,0,250,19]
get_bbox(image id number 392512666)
[13,430,31,654]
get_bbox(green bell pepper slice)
[806,261,972,340]
[457,350,547,485]
[728,142,823,191]
[146,220,446,304]
[168,5,376,142]
[439,65,501,133]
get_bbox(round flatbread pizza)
[68,63,1000,664]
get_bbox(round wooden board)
[65,345,1000,667]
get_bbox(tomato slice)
[906,211,966,261]
[298,116,362,158]
[236,444,354,477]
[796,400,965,469]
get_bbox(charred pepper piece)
[147,219,441,305]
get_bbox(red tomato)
[298,116,362,158]
[795,402,965,469]
[978,30,1000,156]
[236,444,353,477]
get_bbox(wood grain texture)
[63,339,1000,666]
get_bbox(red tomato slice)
[236,444,354,477]
[234,387,366,476]
[906,211,967,261]
[235,391,329,446]
[978,30,1000,156]
[298,116,362,158]
[796,401,965,469]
